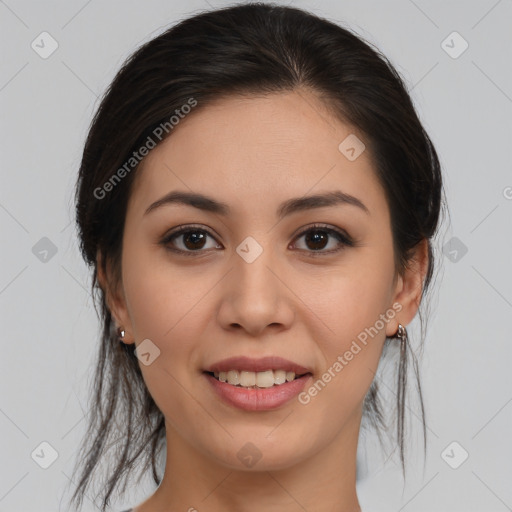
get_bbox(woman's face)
[106,90,423,471]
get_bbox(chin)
[206,437,312,472]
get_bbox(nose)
[216,241,295,337]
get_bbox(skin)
[98,89,428,512]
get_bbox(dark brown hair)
[69,2,447,510]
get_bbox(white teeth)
[239,371,256,387]
[227,370,240,386]
[211,369,301,388]
[255,370,274,388]
[273,369,287,385]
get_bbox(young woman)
[68,3,447,511]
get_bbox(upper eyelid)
[162,223,351,247]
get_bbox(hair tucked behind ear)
[68,2,447,510]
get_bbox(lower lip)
[204,372,312,411]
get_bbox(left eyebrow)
[144,189,370,218]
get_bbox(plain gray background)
[1,0,511,511]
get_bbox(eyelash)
[160,223,355,257]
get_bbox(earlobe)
[96,249,118,314]
[96,249,135,344]
[390,239,429,329]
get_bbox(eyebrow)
[144,189,370,218]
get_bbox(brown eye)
[160,223,353,257]
[292,224,353,254]
[181,231,207,250]
[303,229,330,250]
[161,226,221,254]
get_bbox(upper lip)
[204,356,312,375]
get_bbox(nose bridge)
[233,234,279,301]
[218,233,294,334]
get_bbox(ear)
[386,238,429,337]
[96,248,135,344]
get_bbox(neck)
[137,407,363,512]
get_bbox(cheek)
[121,238,204,337]
[296,274,390,428]
[302,255,394,374]
[314,267,392,333]
[120,254,202,420]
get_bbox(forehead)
[129,90,388,220]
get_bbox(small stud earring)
[117,326,125,340]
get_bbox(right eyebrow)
[144,189,370,218]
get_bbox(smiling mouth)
[204,369,311,389]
